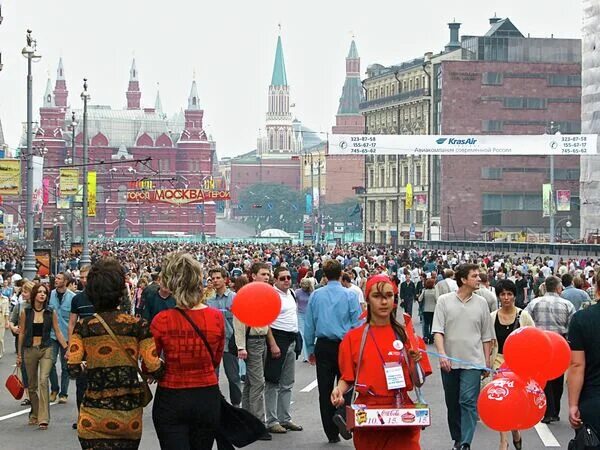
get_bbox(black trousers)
[544,374,564,418]
[153,385,221,450]
[76,373,87,411]
[315,338,351,441]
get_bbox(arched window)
[118,185,127,204]
[279,131,284,150]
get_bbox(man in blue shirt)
[304,259,361,444]
[207,267,241,407]
[49,272,76,403]
[561,273,590,311]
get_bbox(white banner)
[32,156,44,214]
[329,134,598,156]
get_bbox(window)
[403,166,409,186]
[369,201,376,222]
[379,200,387,222]
[380,231,387,245]
[380,168,385,187]
[369,230,376,243]
[391,200,398,222]
[391,167,397,187]
[482,120,504,132]
[416,210,424,223]
[159,159,169,172]
[409,80,413,91]
[368,169,374,188]
[548,74,581,86]
[503,97,546,109]
[404,202,411,223]
[415,165,421,186]
[415,77,420,89]
[482,72,503,85]
[481,167,503,179]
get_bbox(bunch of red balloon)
[478,327,571,432]
[230,282,282,327]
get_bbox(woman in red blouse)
[150,252,225,450]
[331,274,423,450]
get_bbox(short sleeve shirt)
[70,290,95,319]
[432,292,494,369]
[568,304,600,396]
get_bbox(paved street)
[0,325,575,449]
[215,217,256,239]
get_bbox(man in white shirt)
[341,273,364,308]
[264,267,303,434]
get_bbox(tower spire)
[333,39,364,133]
[57,57,65,80]
[54,58,69,107]
[155,82,163,115]
[271,35,288,86]
[43,75,53,107]
[126,57,141,109]
[188,77,201,110]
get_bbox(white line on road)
[300,379,318,393]
[0,402,58,422]
[534,423,561,447]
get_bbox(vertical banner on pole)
[556,190,571,211]
[542,184,553,217]
[405,183,413,209]
[87,171,96,217]
[32,156,44,214]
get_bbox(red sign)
[126,189,230,205]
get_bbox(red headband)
[365,274,398,298]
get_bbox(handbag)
[175,308,267,448]
[93,314,153,407]
[5,367,24,400]
[346,325,431,430]
[568,424,600,450]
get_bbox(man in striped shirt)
[525,275,575,423]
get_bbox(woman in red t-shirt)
[331,275,423,450]
[150,252,225,450]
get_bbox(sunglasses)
[278,276,292,281]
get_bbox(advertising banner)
[305,193,313,215]
[126,189,231,205]
[542,184,553,217]
[88,171,96,217]
[0,159,21,195]
[59,168,79,196]
[405,184,413,210]
[414,194,427,211]
[556,190,571,212]
[32,156,44,214]
[329,134,598,156]
[34,248,52,277]
[57,197,71,209]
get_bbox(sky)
[0,0,582,158]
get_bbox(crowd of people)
[0,240,599,449]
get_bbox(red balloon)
[504,327,552,379]
[478,377,530,432]
[520,379,547,429]
[540,331,571,381]
[231,282,281,327]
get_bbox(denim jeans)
[296,312,308,360]
[441,369,482,446]
[219,351,242,406]
[49,339,70,397]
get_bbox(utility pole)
[22,30,41,280]
[80,79,91,266]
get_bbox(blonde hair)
[22,281,35,293]
[161,252,204,309]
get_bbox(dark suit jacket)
[400,281,416,301]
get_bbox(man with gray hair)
[525,275,576,424]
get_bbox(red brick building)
[13,58,216,240]
[433,18,582,240]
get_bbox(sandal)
[39,423,48,430]
[21,399,31,406]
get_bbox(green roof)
[348,40,359,59]
[271,36,288,86]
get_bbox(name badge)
[384,362,406,390]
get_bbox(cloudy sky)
[0,0,581,158]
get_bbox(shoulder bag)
[175,308,267,448]
[93,313,153,407]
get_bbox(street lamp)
[68,112,77,243]
[21,29,42,280]
[80,79,91,266]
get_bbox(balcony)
[360,89,429,112]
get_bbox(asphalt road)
[0,325,576,450]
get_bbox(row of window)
[367,199,425,224]
[482,120,581,133]
[367,75,428,101]
[482,193,580,211]
[367,103,428,127]
[367,164,423,188]
[481,167,580,181]
[482,72,581,87]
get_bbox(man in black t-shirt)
[514,271,528,308]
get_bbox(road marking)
[534,423,561,447]
[0,401,58,422]
[300,379,318,392]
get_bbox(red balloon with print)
[231,282,281,327]
[478,377,530,431]
[539,331,571,381]
[521,379,547,429]
[503,327,552,379]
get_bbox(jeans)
[296,312,309,360]
[441,369,481,446]
[403,298,414,318]
[422,312,434,341]
[49,339,70,397]
[220,351,242,406]
[544,374,564,419]
[265,342,296,427]
[242,336,267,422]
[153,385,221,450]
[23,346,53,424]
[315,338,352,441]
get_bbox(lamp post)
[22,29,42,280]
[80,79,91,266]
[547,121,560,244]
[67,112,77,244]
